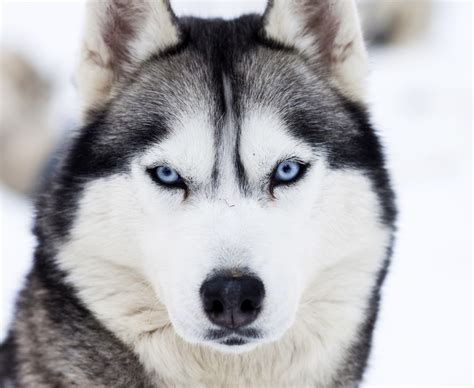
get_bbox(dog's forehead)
[112,48,327,146]
[110,14,335,132]
[126,48,318,186]
[97,16,353,185]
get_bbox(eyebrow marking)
[212,73,247,198]
[223,74,249,195]
[234,125,249,195]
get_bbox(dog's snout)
[200,275,265,329]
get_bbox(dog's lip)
[205,327,261,342]
[219,336,249,346]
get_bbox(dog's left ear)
[263,0,368,102]
[76,0,181,119]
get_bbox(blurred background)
[0,0,471,385]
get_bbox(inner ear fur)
[263,0,368,102]
[75,0,181,119]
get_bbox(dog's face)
[49,0,394,355]
[136,97,318,350]
[129,52,326,350]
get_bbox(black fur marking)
[0,334,17,383]
[332,236,396,386]
[206,327,261,341]
[221,337,248,346]
[327,97,397,225]
[234,125,250,195]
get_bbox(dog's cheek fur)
[54,155,390,386]
[56,175,166,341]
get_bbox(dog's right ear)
[76,0,180,119]
[262,0,368,103]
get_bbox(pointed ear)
[263,0,368,102]
[76,0,180,117]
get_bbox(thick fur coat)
[1,1,396,386]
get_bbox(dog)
[0,0,396,386]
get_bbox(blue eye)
[275,160,300,181]
[273,160,305,184]
[154,166,181,185]
[147,165,188,195]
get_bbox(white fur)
[264,1,316,56]
[130,1,180,62]
[57,106,391,385]
[264,0,368,102]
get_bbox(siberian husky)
[1,0,396,386]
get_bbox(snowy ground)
[0,1,472,385]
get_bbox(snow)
[0,1,471,384]
[364,3,472,384]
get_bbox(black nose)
[200,275,265,329]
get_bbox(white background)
[0,1,472,385]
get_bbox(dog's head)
[46,0,394,354]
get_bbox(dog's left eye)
[271,160,308,189]
[274,160,302,181]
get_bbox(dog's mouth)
[205,328,261,347]
[219,336,248,346]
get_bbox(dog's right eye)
[147,166,187,191]
[156,166,179,184]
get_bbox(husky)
[0,0,396,386]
